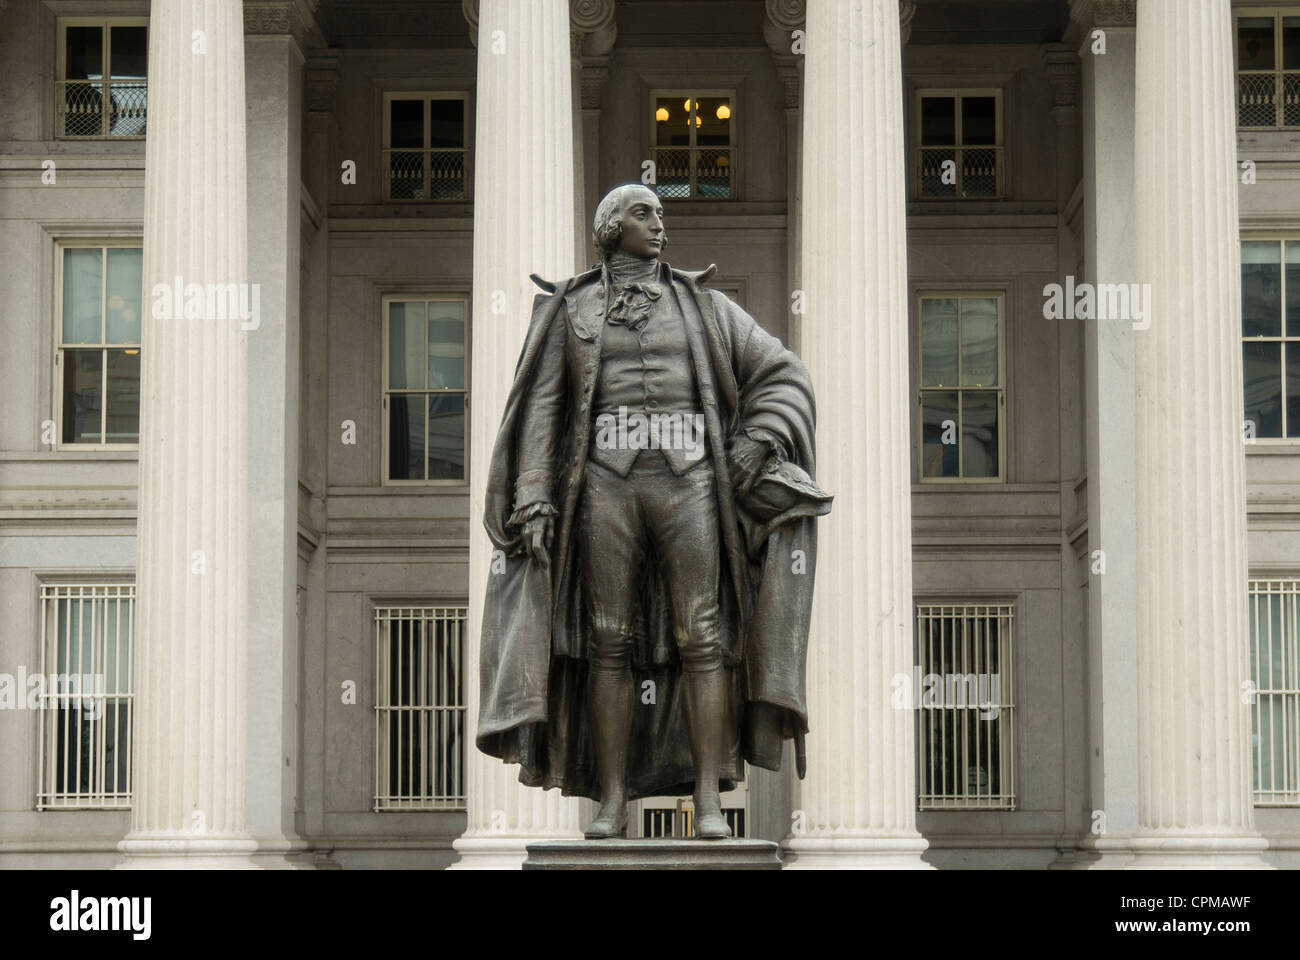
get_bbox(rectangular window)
[1236,9,1300,128]
[36,583,135,810]
[58,244,143,446]
[1250,579,1300,806]
[1242,239,1300,440]
[383,296,468,482]
[374,606,467,811]
[651,90,736,200]
[914,603,1016,811]
[915,90,1003,199]
[917,293,1004,481]
[56,18,148,138]
[383,93,469,201]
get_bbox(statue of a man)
[476,184,829,839]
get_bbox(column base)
[1122,834,1272,870]
[116,834,260,869]
[782,835,933,870]
[450,834,582,870]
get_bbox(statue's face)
[617,187,665,259]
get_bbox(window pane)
[961,299,998,386]
[962,392,999,478]
[428,98,464,148]
[921,97,955,146]
[428,394,465,480]
[110,26,147,78]
[961,97,997,145]
[696,96,731,147]
[1289,345,1300,439]
[427,302,465,389]
[63,248,103,344]
[62,350,103,443]
[922,390,959,478]
[389,395,426,480]
[656,97,690,147]
[920,299,958,387]
[1238,17,1276,70]
[65,26,103,79]
[389,98,424,148]
[106,248,142,343]
[388,302,426,389]
[1242,241,1282,337]
[105,348,141,441]
[1283,17,1300,70]
[1244,341,1283,439]
[1288,242,1300,337]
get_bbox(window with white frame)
[56,18,147,138]
[58,243,143,445]
[651,91,736,199]
[383,93,469,201]
[374,605,467,811]
[917,293,1004,480]
[36,583,135,810]
[914,603,1016,811]
[1243,239,1300,440]
[1235,8,1300,128]
[384,296,468,483]
[1250,579,1300,806]
[915,90,1002,199]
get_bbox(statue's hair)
[592,184,668,260]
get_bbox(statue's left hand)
[727,435,770,500]
[522,513,554,569]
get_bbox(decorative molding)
[1069,0,1136,31]
[1042,44,1080,109]
[580,60,610,110]
[463,0,479,47]
[900,0,918,45]
[243,0,319,45]
[764,0,805,32]
[306,50,342,112]
[570,0,614,33]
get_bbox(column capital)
[1069,0,1137,33]
[243,0,320,47]
[305,49,341,114]
[580,58,611,110]
[1043,43,1081,110]
[570,0,617,58]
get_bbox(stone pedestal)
[523,839,782,870]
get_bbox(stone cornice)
[243,0,320,46]
[1069,0,1137,31]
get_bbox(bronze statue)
[477,183,830,840]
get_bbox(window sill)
[0,449,138,461]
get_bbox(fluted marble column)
[451,0,584,869]
[784,0,928,869]
[1131,0,1267,869]
[119,0,254,867]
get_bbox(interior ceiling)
[315,0,1073,48]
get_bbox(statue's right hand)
[522,513,554,568]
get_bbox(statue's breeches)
[578,454,722,674]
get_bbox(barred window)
[57,243,143,446]
[917,293,1004,480]
[383,296,468,483]
[915,90,1003,199]
[641,799,747,838]
[651,90,736,200]
[36,583,134,810]
[1250,579,1300,806]
[383,93,469,201]
[56,18,147,138]
[1242,239,1300,440]
[1235,9,1300,128]
[914,602,1015,810]
[374,606,467,810]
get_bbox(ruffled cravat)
[605,253,662,332]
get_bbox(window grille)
[383,94,469,201]
[641,800,746,838]
[374,605,467,810]
[1250,579,1300,806]
[915,602,1015,810]
[56,19,148,138]
[915,92,1003,199]
[36,583,134,810]
[1236,11,1300,128]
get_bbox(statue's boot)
[683,663,732,840]
[584,660,632,839]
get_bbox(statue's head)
[593,184,666,261]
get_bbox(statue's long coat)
[477,261,821,800]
